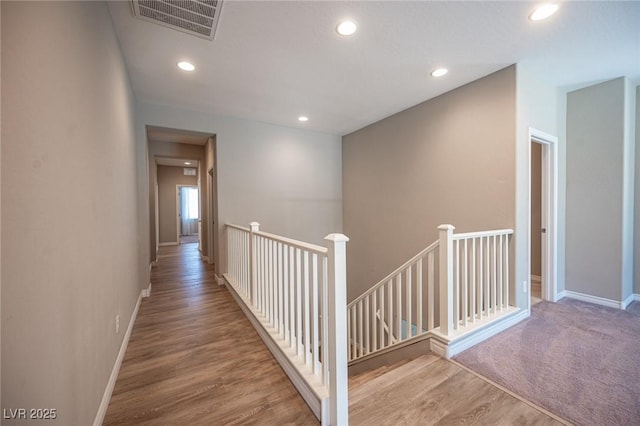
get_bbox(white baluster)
[396,274,402,341]
[471,238,476,323]
[462,238,468,327]
[453,240,459,330]
[427,251,434,330]
[312,253,319,375]
[379,286,385,347]
[416,259,423,335]
[492,236,497,314]
[371,291,377,351]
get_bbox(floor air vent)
[131,0,223,41]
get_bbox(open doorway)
[177,185,199,244]
[530,142,543,305]
[529,128,559,309]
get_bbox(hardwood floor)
[103,244,318,425]
[349,355,565,425]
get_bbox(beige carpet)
[454,298,640,426]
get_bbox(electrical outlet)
[115,315,120,334]
[523,281,528,293]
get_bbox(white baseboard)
[214,274,225,286]
[158,242,178,247]
[142,283,152,298]
[635,294,640,302]
[200,254,210,263]
[561,290,630,310]
[93,291,142,426]
[621,293,635,309]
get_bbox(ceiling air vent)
[131,0,223,41]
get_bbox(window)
[183,187,199,219]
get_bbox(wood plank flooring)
[349,355,564,425]
[103,243,318,425]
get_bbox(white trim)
[142,283,152,298]
[159,242,178,247]
[223,274,327,421]
[93,292,143,426]
[430,308,528,358]
[528,128,559,306]
[200,254,209,263]
[635,294,640,302]
[429,338,448,358]
[530,275,541,282]
[214,274,224,286]
[621,293,634,309]
[562,290,630,310]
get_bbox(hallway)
[103,244,317,425]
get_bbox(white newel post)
[325,233,349,426]
[249,222,260,305]
[438,224,454,336]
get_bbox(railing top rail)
[348,239,439,307]
[254,229,328,256]
[226,223,250,232]
[453,228,514,240]
[226,223,327,255]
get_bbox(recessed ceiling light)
[431,68,448,77]
[298,116,309,122]
[184,162,191,165]
[529,3,559,21]
[177,61,195,71]
[336,21,357,36]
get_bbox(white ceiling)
[108,1,640,136]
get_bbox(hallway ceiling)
[108,1,640,135]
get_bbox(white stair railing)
[347,240,439,361]
[348,224,513,362]
[225,223,348,426]
[445,225,513,333]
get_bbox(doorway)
[177,185,200,244]
[530,142,543,305]
[529,128,559,309]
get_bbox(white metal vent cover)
[131,0,223,41]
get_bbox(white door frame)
[528,128,559,305]
[176,184,199,243]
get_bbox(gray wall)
[157,166,197,243]
[342,66,516,302]
[530,142,542,277]
[1,2,140,424]
[566,78,628,301]
[137,102,343,278]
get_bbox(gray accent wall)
[2,2,141,424]
[566,78,634,302]
[342,66,516,302]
